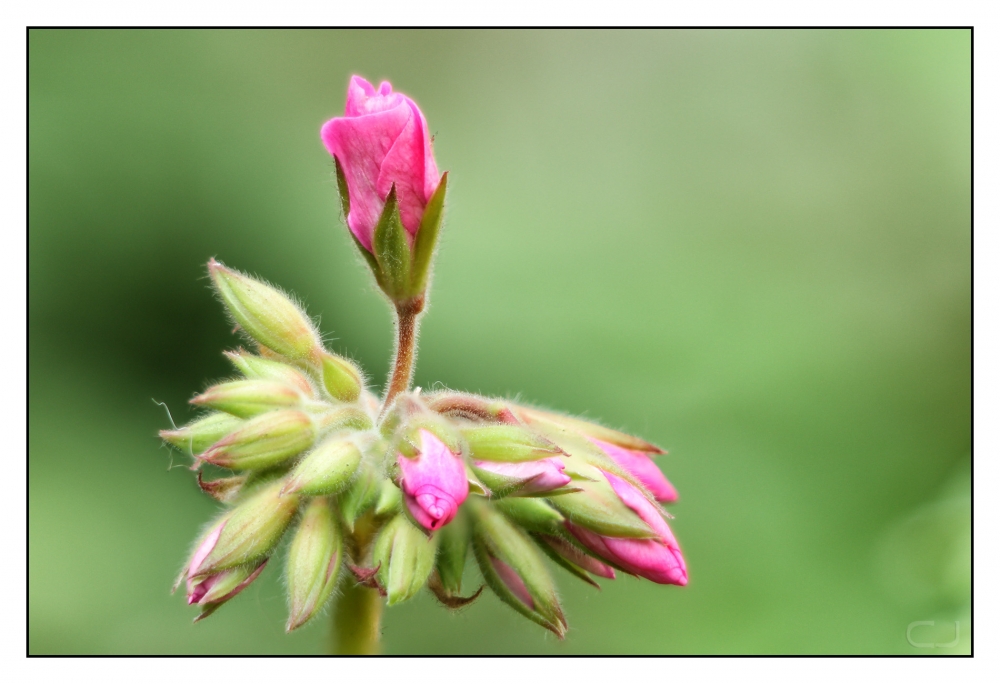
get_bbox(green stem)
[329,511,384,655]
[331,580,384,655]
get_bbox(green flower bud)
[462,425,563,463]
[515,405,664,454]
[314,405,374,433]
[224,349,316,397]
[319,351,363,403]
[435,510,470,595]
[199,410,316,471]
[190,379,302,418]
[187,480,300,577]
[425,391,519,424]
[373,515,439,606]
[282,434,362,496]
[208,258,322,361]
[188,559,269,623]
[286,497,344,632]
[494,497,566,535]
[160,412,243,455]
[469,499,567,638]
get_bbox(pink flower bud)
[398,429,469,532]
[472,458,571,495]
[321,76,441,252]
[490,557,535,609]
[587,437,678,503]
[566,471,687,586]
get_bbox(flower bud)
[373,515,439,606]
[397,429,469,532]
[425,392,519,424]
[462,425,563,463]
[515,406,663,454]
[199,410,316,471]
[471,458,572,498]
[321,77,447,301]
[533,533,616,587]
[565,471,687,586]
[286,497,344,631]
[282,434,362,496]
[190,379,302,419]
[224,349,315,397]
[494,497,566,535]
[186,559,268,622]
[374,480,403,517]
[586,437,678,503]
[208,258,322,361]
[160,412,243,455]
[546,462,657,539]
[469,499,567,638]
[319,350,363,403]
[183,480,299,579]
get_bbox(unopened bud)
[319,351,363,403]
[547,463,657,540]
[199,410,315,470]
[425,392,519,424]
[187,559,268,622]
[286,497,343,631]
[282,434,362,496]
[469,499,567,638]
[191,379,302,418]
[515,406,663,454]
[208,258,322,361]
[373,515,439,606]
[462,425,563,463]
[471,458,572,498]
[160,412,243,455]
[586,437,678,503]
[397,429,469,532]
[313,405,374,433]
[184,481,299,579]
[225,349,315,397]
[374,480,403,517]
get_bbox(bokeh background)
[28,29,971,655]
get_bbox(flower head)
[321,76,441,252]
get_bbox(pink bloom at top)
[321,76,441,252]
[566,471,687,586]
[398,429,469,532]
[587,437,678,503]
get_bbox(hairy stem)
[380,297,424,419]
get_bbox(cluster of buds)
[162,76,687,642]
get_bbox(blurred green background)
[28,29,971,654]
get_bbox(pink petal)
[397,430,469,532]
[490,557,535,609]
[473,458,571,494]
[187,520,225,578]
[589,437,678,503]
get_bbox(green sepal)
[190,379,301,419]
[494,497,566,535]
[338,461,381,532]
[372,186,412,300]
[319,351,363,403]
[374,480,403,517]
[409,172,448,296]
[463,425,562,463]
[224,349,316,397]
[285,497,343,632]
[546,473,657,539]
[373,515,439,606]
[199,410,316,471]
[530,533,601,589]
[435,509,470,594]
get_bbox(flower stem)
[380,296,424,419]
[329,511,384,655]
[331,580,384,655]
